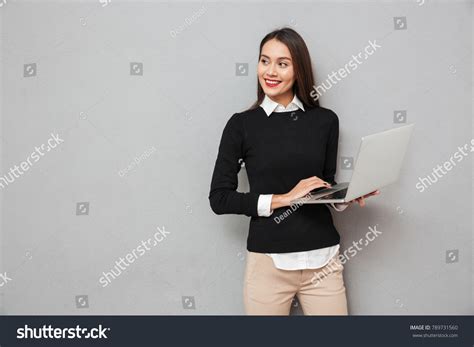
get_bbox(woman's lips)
[265,79,282,88]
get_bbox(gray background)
[0,0,472,315]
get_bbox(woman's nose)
[267,63,277,76]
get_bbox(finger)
[316,177,332,185]
[364,191,378,198]
[307,182,330,193]
[317,179,332,186]
[306,177,331,186]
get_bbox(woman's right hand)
[271,176,332,210]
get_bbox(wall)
[0,0,472,314]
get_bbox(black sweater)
[208,106,341,253]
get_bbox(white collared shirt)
[258,94,348,270]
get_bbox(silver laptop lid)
[344,123,415,202]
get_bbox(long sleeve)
[208,113,260,217]
[322,113,351,213]
[322,113,349,213]
[257,194,274,217]
[322,112,340,186]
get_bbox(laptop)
[290,123,415,204]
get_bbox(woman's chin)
[262,88,281,97]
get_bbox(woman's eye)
[279,62,288,67]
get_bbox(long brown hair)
[248,27,320,110]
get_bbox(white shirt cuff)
[257,194,274,217]
[329,203,349,212]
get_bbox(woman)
[208,27,379,315]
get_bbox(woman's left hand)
[347,190,380,207]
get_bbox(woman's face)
[258,38,296,101]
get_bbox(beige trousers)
[243,250,348,315]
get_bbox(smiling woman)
[249,28,320,111]
[209,27,377,316]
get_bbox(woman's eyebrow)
[260,54,292,61]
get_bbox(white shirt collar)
[260,94,305,116]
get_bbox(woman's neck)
[267,92,294,108]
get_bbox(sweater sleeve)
[322,111,340,186]
[208,113,260,217]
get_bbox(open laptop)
[290,123,415,204]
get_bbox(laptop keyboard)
[310,187,339,194]
[316,188,348,200]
